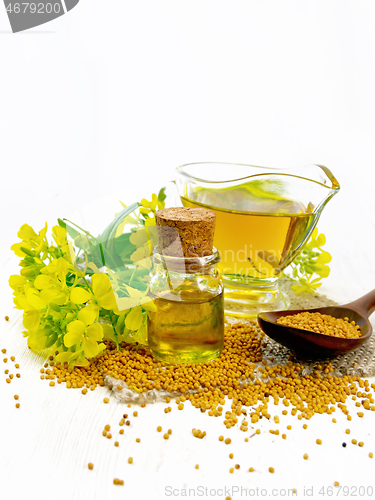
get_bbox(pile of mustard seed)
[277,312,362,339]
[40,322,375,426]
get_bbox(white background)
[1,2,375,499]
[1,0,375,297]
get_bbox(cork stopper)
[155,207,216,258]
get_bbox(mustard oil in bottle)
[148,207,224,364]
[148,289,224,364]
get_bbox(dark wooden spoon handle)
[343,289,375,318]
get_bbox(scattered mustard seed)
[192,429,206,439]
[88,463,94,470]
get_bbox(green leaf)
[97,202,140,244]
[74,234,91,251]
[158,186,167,204]
[58,218,80,239]
[114,232,132,252]
[92,203,140,271]
[114,233,137,261]
[128,279,148,292]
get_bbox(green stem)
[63,219,94,237]
[82,276,93,292]
[110,314,120,350]
[128,267,137,287]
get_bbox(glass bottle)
[147,246,224,364]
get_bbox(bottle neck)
[152,246,220,274]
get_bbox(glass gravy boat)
[176,162,340,317]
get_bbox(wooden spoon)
[257,289,375,357]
